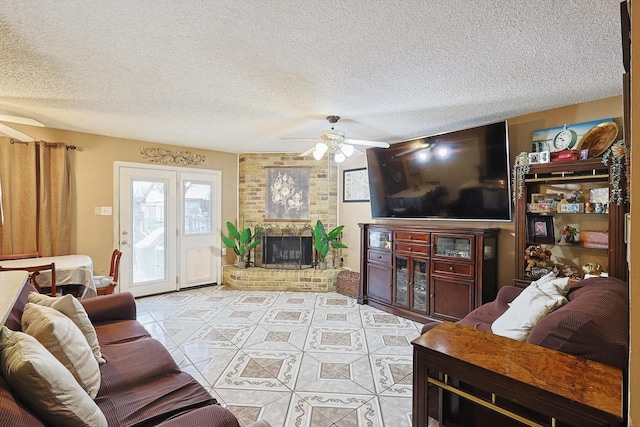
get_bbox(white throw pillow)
[22,303,101,398]
[28,292,106,364]
[0,327,107,427]
[491,274,571,341]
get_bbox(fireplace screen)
[260,225,314,269]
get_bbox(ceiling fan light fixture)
[334,152,346,163]
[340,143,354,157]
[313,142,328,160]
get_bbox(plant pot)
[317,261,327,270]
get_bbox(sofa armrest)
[81,292,137,323]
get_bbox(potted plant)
[312,220,348,270]
[222,221,263,268]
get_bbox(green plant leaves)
[226,221,241,239]
[313,220,347,261]
[222,222,264,259]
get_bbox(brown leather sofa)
[419,276,629,425]
[421,276,629,371]
[0,281,249,427]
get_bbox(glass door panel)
[412,259,428,312]
[395,256,409,307]
[369,230,392,249]
[118,166,177,297]
[132,180,168,283]
[434,235,472,259]
[184,181,212,234]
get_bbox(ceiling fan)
[282,115,390,163]
[0,114,44,141]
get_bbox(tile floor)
[134,285,436,427]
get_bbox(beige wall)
[338,96,623,289]
[2,123,238,276]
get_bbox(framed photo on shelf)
[539,150,550,163]
[528,152,540,164]
[580,148,589,160]
[531,193,545,204]
[343,167,370,202]
[527,215,555,244]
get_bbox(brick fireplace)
[222,153,341,291]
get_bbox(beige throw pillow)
[0,327,107,427]
[491,273,571,341]
[28,292,106,364]
[22,303,101,398]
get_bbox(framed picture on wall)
[343,168,370,202]
[265,167,310,220]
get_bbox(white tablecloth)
[0,255,96,299]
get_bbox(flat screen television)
[366,120,511,221]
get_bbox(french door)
[115,162,221,297]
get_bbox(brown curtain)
[0,137,71,256]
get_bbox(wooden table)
[412,322,623,427]
[0,255,96,299]
[0,271,29,325]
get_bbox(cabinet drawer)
[432,260,474,279]
[394,231,430,243]
[368,249,392,265]
[394,243,430,256]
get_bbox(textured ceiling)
[0,1,626,154]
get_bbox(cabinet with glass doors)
[359,223,499,323]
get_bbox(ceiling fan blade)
[0,114,44,127]
[0,123,36,141]
[300,147,315,157]
[280,136,322,141]
[344,139,390,148]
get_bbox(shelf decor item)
[527,215,555,244]
[558,224,579,245]
[530,118,615,153]
[601,140,626,206]
[523,245,553,276]
[512,152,530,203]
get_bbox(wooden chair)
[93,249,122,296]
[0,251,40,261]
[0,263,56,296]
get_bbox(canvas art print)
[531,118,614,153]
[265,168,310,220]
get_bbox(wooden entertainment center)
[357,223,499,324]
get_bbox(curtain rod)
[9,139,77,150]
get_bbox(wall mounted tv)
[366,120,511,221]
